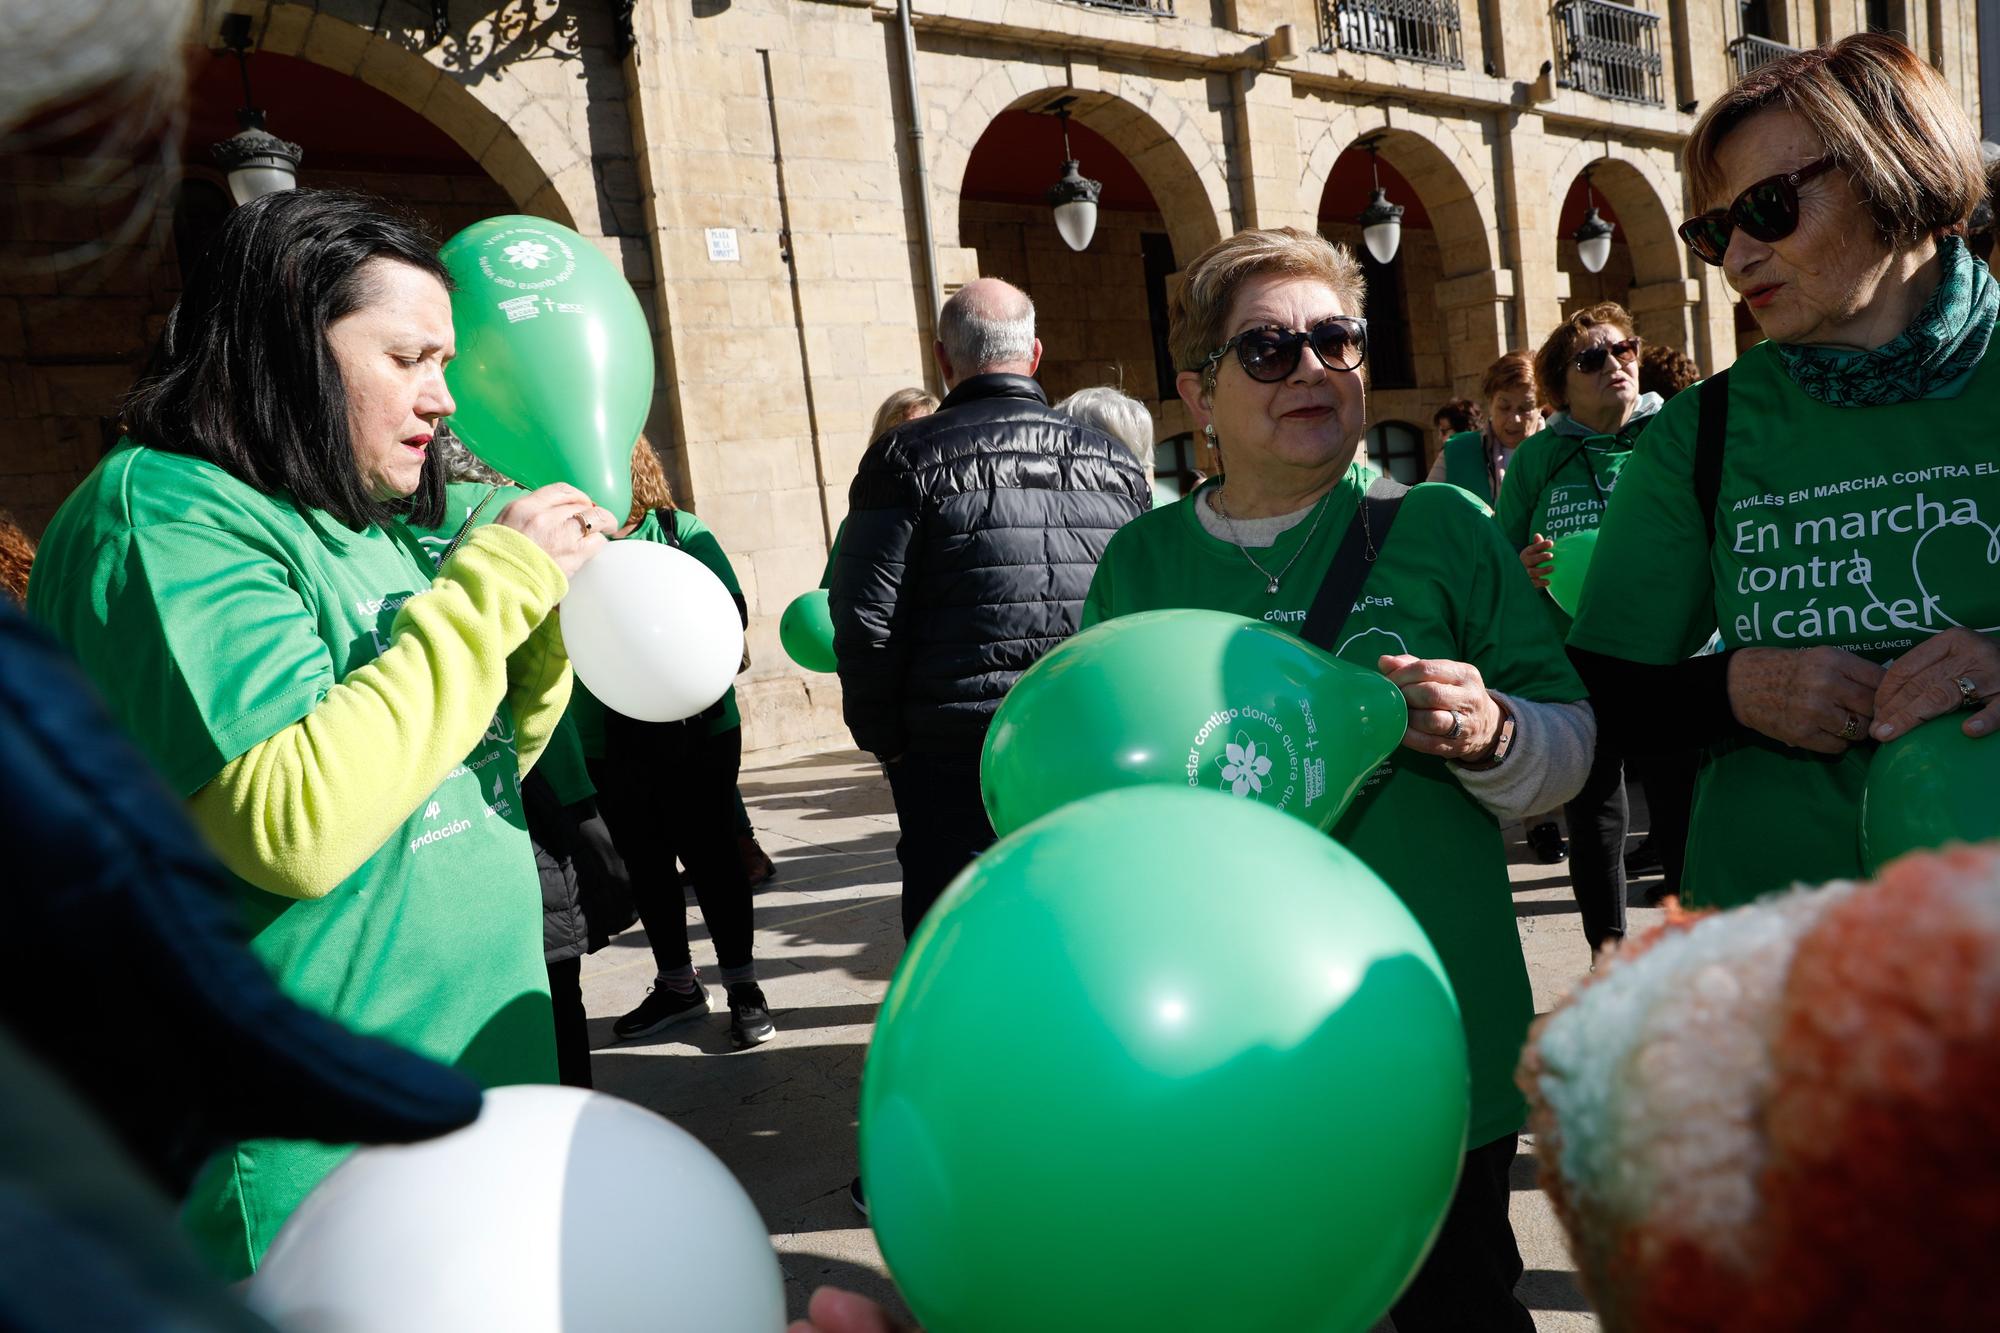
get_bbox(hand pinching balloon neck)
[440,216,652,522]
[980,609,1407,838]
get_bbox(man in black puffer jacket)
[831,278,1150,937]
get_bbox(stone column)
[1433,269,1515,397]
[1495,112,1563,354]
[1627,277,1702,356]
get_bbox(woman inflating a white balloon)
[28,190,616,1278]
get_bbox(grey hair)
[938,281,1036,372]
[441,430,509,486]
[1058,386,1155,464]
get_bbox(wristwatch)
[1453,696,1515,772]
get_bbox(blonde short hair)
[1169,227,1366,384]
[1685,33,1984,249]
[869,386,939,443]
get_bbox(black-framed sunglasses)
[1203,316,1368,383]
[1677,156,1837,266]
[1574,337,1641,374]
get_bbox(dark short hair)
[1432,397,1481,433]
[122,189,450,529]
[1638,343,1702,402]
[1533,302,1634,412]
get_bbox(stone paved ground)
[581,749,1667,1329]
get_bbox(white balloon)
[559,541,744,723]
[247,1086,784,1332]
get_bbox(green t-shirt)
[1570,342,2000,907]
[566,507,745,755]
[28,447,555,1276]
[1440,430,1499,507]
[1495,422,1640,635]
[1082,466,1586,1149]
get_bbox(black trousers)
[1564,738,1628,955]
[882,751,994,939]
[1628,750,1697,896]
[546,956,592,1089]
[595,721,755,973]
[1390,1133,1536,1333]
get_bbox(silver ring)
[1957,675,1981,710]
[1445,712,1464,741]
[1840,712,1861,741]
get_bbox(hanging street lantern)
[1356,144,1404,265]
[1573,169,1617,275]
[210,13,303,206]
[1046,107,1101,252]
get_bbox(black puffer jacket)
[830,373,1150,757]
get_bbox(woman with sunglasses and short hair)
[1567,33,1999,912]
[1493,303,1662,960]
[1081,226,1595,1332]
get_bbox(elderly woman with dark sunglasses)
[1081,227,1594,1333]
[1492,302,1663,959]
[1567,34,1999,911]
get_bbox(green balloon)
[980,609,1407,838]
[1861,714,2000,872]
[1544,527,1599,616]
[779,589,837,673]
[439,216,649,521]
[862,787,1469,1333]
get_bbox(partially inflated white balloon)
[560,540,744,723]
[247,1085,784,1332]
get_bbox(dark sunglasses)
[1677,156,1836,266]
[1574,337,1641,374]
[1203,317,1368,383]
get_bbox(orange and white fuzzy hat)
[1519,844,2000,1333]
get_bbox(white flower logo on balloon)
[503,240,554,270]
[1219,739,1272,797]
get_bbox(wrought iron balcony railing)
[1319,0,1466,69]
[1727,33,1798,81]
[1552,0,1664,107]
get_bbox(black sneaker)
[727,982,776,1048]
[613,983,709,1040]
[848,1175,868,1218]
[1525,820,1568,864]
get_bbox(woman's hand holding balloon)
[1519,534,1555,590]
[1378,654,1503,761]
[1728,645,1884,754]
[494,483,618,579]
[1870,626,2000,742]
[786,1287,918,1333]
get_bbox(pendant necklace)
[1212,485,1335,595]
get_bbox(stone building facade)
[1,0,1985,753]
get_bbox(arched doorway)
[1555,155,1691,354]
[958,104,1192,491]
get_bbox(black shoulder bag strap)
[1694,368,1730,548]
[1300,475,1410,652]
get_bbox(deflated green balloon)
[779,589,837,673]
[1861,714,2000,872]
[980,609,1407,838]
[439,216,649,521]
[861,787,1469,1333]
[1545,527,1599,616]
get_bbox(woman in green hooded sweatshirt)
[1568,34,2000,910]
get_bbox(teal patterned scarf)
[1774,235,1998,406]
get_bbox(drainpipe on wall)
[898,0,944,394]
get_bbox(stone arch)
[1298,109,1499,278]
[248,0,584,229]
[1545,139,1685,288]
[927,59,1230,269]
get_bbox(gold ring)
[573,513,593,536]
[1840,712,1860,741]
[1956,675,1981,710]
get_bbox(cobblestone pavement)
[582,749,1666,1328]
